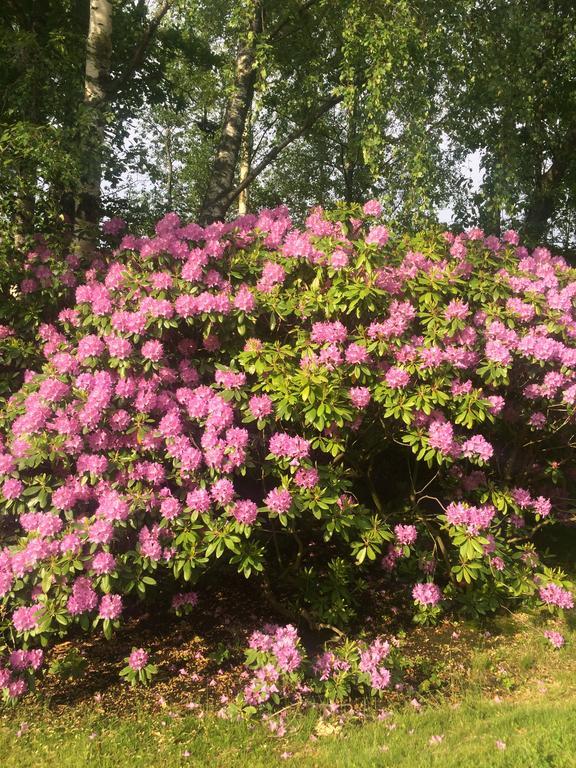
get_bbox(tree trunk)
[13,169,35,253]
[522,191,556,247]
[521,125,576,247]
[165,126,174,210]
[237,109,252,215]
[74,0,112,254]
[342,92,361,204]
[199,3,261,224]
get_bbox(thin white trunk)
[238,110,252,215]
[75,0,112,253]
[199,2,261,224]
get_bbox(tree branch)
[267,0,323,42]
[108,0,174,100]
[220,94,342,210]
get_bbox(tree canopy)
[1,0,575,249]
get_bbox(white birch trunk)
[75,0,112,253]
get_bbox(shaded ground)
[26,569,568,719]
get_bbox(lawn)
[2,612,575,768]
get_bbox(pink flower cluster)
[539,584,574,610]
[128,648,149,670]
[269,433,310,461]
[543,630,565,648]
[244,624,302,705]
[171,591,199,612]
[358,637,392,690]
[412,583,442,606]
[446,501,496,533]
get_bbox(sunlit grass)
[2,612,575,767]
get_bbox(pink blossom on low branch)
[412,583,442,606]
[12,605,43,633]
[98,594,122,620]
[539,584,574,609]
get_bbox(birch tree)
[74,0,113,252]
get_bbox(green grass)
[2,696,576,768]
[2,614,576,767]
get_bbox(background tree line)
[1,0,575,254]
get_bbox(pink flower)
[99,594,122,620]
[231,499,258,525]
[215,370,246,389]
[394,524,417,546]
[349,386,371,408]
[533,496,552,518]
[363,199,383,217]
[2,478,23,499]
[211,478,235,505]
[444,299,469,320]
[543,630,565,649]
[539,584,573,609]
[102,217,126,235]
[186,488,211,513]
[502,229,519,245]
[365,225,389,246]
[172,592,198,611]
[128,648,149,670]
[485,340,512,366]
[233,284,255,312]
[461,435,494,462]
[91,552,116,575]
[256,262,285,292]
[269,433,309,461]
[96,490,129,522]
[12,605,42,633]
[310,321,347,345]
[428,420,456,456]
[248,394,273,419]
[412,583,442,606]
[264,487,292,514]
[67,577,98,615]
[330,249,349,268]
[141,340,164,362]
[495,740,507,751]
[385,367,410,388]
[160,494,181,520]
[345,343,370,365]
[105,336,132,360]
[294,467,319,488]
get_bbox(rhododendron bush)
[0,230,116,399]
[0,200,574,700]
